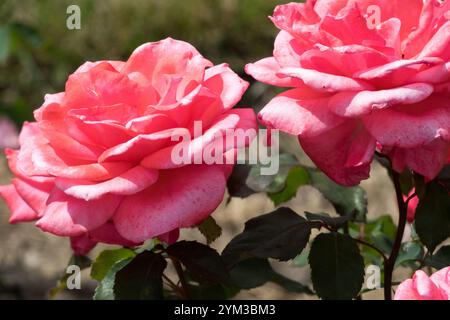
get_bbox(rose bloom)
[0,38,256,255]
[395,267,450,300]
[246,0,450,186]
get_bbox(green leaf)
[229,258,313,294]
[399,169,414,196]
[268,166,310,206]
[197,216,222,244]
[48,255,91,298]
[351,215,396,255]
[309,233,365,300]
[188,283,240,300]
[414,173,427,200]
[292,249,310,268]
[415,182,450,253]
[91,248,135,281]
[305,212,352,231]
[167,241,229,285]
[114,251,167,300]
[94,258,133,300]
[246,154,299,193]
[308,169,367,222]
[395,242,424,267]
[222,207,322,265]
[425,246,450,269]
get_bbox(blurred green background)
[0,0,286,126]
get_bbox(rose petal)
[55,166,158,201]
[36,189,122,237]
[113,165,226,243]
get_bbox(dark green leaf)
[308,169,367,222]
[414,173,427,200]
[229,258,312,294]
[114,251,167,300]
[188,283,240,300]
[352,215,396,254]
[167,241,229,285]
[197,216,222,244]
[309,233,365,300]
[91,248,135,281]
[425,246,450,269]
[268,166,310,206]
[94,258,133,300]
[222,207,322,265]
[415,182,450,253]
[437,165,450,192]
[399,169,414,196]
[305,212,352,231]
[395,242,424,267]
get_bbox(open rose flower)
[394,267,450,300]
[246,0,450,186]
[0,38,256,255]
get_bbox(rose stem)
[384,170,408,300]
[170,256,190,299]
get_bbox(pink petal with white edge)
[245,57,303,87]
[140,109,257,170]
[258,88,344,138]
[430,267,450,299]
[204,63,249,110]
[113,165,227,243]
[363,95,450,148]
[413,270,446,300]
[386,138,449,181]
[354,58,443,81]
[55,166,159,201]
[299,120,376,186]
[12,178,51,217]
[279,67,373,92]
[36,189,122,237]
[0,184,38,223]
[394,279,421,300]
[329,83,434,117]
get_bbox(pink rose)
[405,190,419,223]
[0,38,256,255]
[246,0,450,186]
[394,267,450,300]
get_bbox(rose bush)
[0,38,256,255]
[394,266,450,300]
[246,0,450,186]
